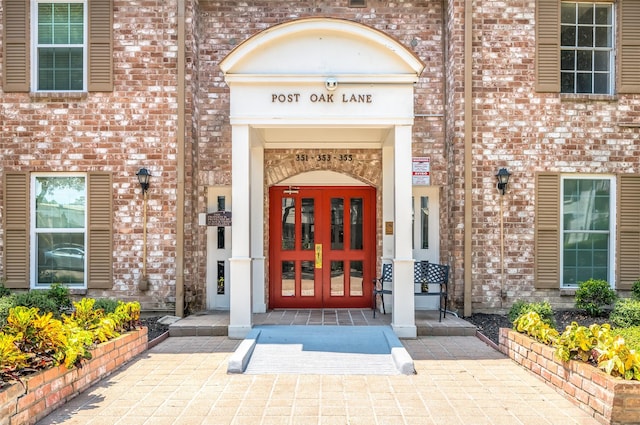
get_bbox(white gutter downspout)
[463,0,473,317]
[175,0,186,317]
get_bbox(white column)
[251,143,266,313]
[392,125,416,338]
[229,124,253,338]
[380,138,395,313]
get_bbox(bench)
[372,261,449,321]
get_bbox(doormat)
[228,325,415,375]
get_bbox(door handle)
[315,244,322,269]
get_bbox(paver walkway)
[37,335,599,425]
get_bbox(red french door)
[269,186,376,309]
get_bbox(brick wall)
[0,1,180,311]
[0,327,147,425]
[500,328,640,424]
[187,0,448,311]
[447,1,640,312]
[2,0,639,313]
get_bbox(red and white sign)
[412,157,431,186]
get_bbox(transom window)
[32,174,87,287]
[561,176,614,287]
[32,1,86,91]
[560,2,614,94]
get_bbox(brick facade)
[1,1,639,314]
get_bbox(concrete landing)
[228,325,414,375]
[169,309,477,337]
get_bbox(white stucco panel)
[229,83,416,123]
[221,18,424,76]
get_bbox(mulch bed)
[466,310,611,347]
[140,316,170,342]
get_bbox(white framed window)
[560,175,615,287]
[31,174,87,288]
[31,0,87,92]
[561,2,614,94]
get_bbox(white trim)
[224,74,422,84]
[220,18,424,76]
[30,172,88,288]
[31,0,88,93]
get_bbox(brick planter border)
[499,328,640,425]
[0,327,148,425]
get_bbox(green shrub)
[0,295,16,328]
[632,279,640,301]
[11,284,72,318]
[13,290,59,316]
[93,298,120,314]
[63,298,119,343]
[612,327,640,351]
[0,279,10,297]
[575,278,617,317]
[513,311,559,345]
[47,283,72,312]
[610,299,640,328]
[508,300,556,327]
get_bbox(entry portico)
[219,18,425,338]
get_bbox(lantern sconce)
[495,168,511,196]
[136,168,151,194]
[136,168,151,291]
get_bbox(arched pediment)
[220,18,424,77]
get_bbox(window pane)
[349,261,363,296]
[37,233,85,285]
[593,73,608,94]
[350,198,363,250]
[577,26,593,47]
[331,198,344,250]
[561,72,575,92]
[576,50,592,71]
[54,4,69,23]
[561,26,576,46]
[576,73,592,93]
[54,24,70,44]
[70,24,83,44]
[563,179,610,231]
[595,4,611,25]
[561,3,576,24]
[217,261,225,294]
[281,261,295,297]
[593,51,609,72]
[577,4,593,25]
[38,48,83,91]
[301,261,315,296]
[594,27,611,48]
[70,4,84,23]
[561,50,575,71]
[281,198,295,250]
[39,24,53,44]
[35,176,85,228]
[301,198,314,250]
[217,196,225,249]
[420,196,429,249]
[34,175,86,287]
[330,261,344,296]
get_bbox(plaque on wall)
[206,211,232,227]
